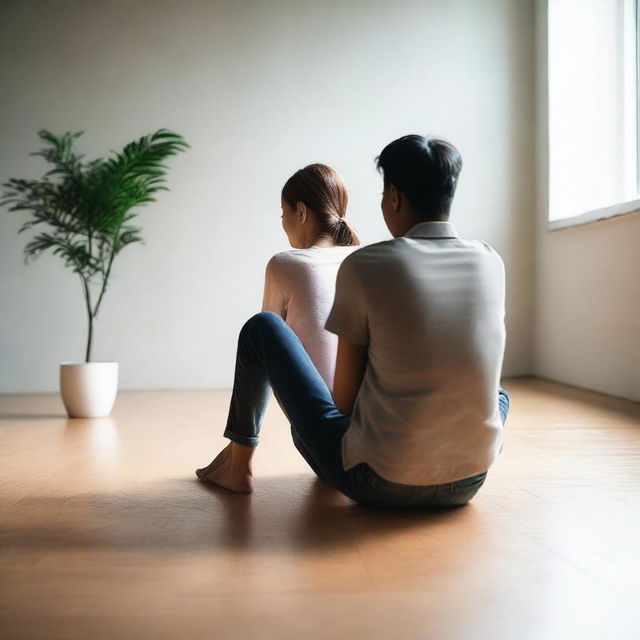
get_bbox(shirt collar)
[404,221,460,239]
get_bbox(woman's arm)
[332,337,368,415]
[262,256,288,319]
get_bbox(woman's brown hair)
[281,164,360,246]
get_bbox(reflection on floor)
[1,378,639,639]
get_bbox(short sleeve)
[262,256,288,319]
[479,242,506,313]
[325,256,369,346]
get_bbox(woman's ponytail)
[331,216,360,246]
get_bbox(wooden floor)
[1,378,639,639]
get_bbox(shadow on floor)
[1,475,473,554]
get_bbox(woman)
[196,164,359,490]
[262,164,360,390]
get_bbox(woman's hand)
[332,337,368,415]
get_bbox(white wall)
[534,0,640,402]
[0,0,535,393]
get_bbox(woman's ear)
[297,202,308,224]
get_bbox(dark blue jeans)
[223,312,510,508]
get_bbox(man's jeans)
[224,312,510,508]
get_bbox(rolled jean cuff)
[223,428,259,448]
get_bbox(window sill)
[547,198,640,231]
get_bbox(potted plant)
[1,129,188,417]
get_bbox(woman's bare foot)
[196,442,254,494]
[196,443,232,479]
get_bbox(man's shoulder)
[464,240,505,268]
[476,240,503,258]
[340,239,400,267]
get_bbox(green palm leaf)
[1,128,189,361]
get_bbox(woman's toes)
[196,446,232,479]
[196,462,214,478]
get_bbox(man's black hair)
[376,135,462,220]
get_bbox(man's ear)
[297,202,308,224]
[390,184,400,212]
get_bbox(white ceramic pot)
[60,362,119,418]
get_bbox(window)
[547,0,639,229]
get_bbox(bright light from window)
[548,0,639,223]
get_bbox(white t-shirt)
[325,221,506,486]
[262,245,358,390]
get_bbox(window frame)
[546,0,640,232]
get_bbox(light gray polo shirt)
[325,221,506,486]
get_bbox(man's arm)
[332,337,368,415]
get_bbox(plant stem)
[78,272,93,362]
[92,223,121,319]
[85,307,94,363]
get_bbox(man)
[197,134,509,508]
